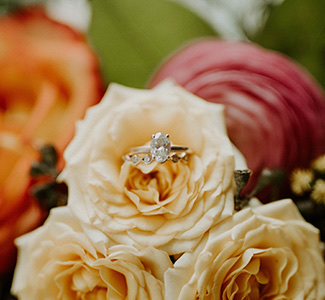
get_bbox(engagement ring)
[123,132,190,165]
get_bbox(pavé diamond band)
[123,132,191,165]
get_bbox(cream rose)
[11,206,172,299]
[165,199,325,299]
[60,81,245,254]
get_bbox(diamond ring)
[123,132,190,165]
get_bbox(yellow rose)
[61,81,245,254]
[165,199,325,299]
[11,206,172,299]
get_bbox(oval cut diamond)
[150,132,171,163]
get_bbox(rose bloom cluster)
[149,39,325,197]
[0,8,103,273]
[11,81,325,299]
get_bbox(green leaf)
[88,0,217,88]
[252,0,325,88]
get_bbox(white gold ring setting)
[123,132,190,165]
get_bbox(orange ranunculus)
[0,7,103,273]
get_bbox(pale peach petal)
[164,200,325,299]
[61,81,244,254]
[11,207,171,299]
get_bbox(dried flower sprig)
[289,154,325,242]
[311,179,325,204]
[290,154,325,205]
[234,168,286,210]
[311,154,325,176]
[290,169,314,196]
[234,169,251,210]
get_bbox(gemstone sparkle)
[150,132,171,163]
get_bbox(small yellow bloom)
[290,169,314,196]
[311,179,325,204]
[311,154,325,173]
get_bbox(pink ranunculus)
[149,39,325,199]
[0,7,103,273]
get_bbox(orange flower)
[0,7,103,273]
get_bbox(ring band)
[131,145,189,153]
[123,132,191,165]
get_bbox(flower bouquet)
[1,0,325,299]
